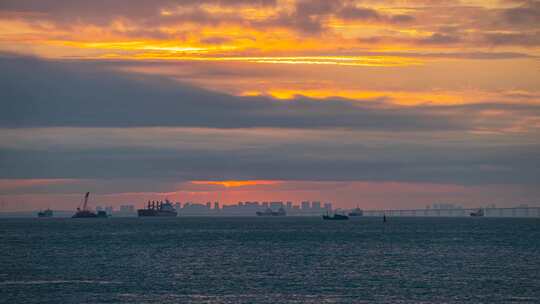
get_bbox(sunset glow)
[0,0,539,210]
[191,180,283,188]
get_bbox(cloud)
[2,54,539,136]
[0,54,539,188]
[337,6,414,24]
[338,6,381,21]
[1,0,538,54]
[502,1,540,26]
[0,54,467,131]
[200,36,233,45]
[418,33,461,45]
[0,0,278,24]
[482,31,540,47]
[281,1,415,33]
[1,126,539,185]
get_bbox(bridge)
[362,207,540,218]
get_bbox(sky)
[0,0,539,211]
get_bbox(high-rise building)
[286,201,293,209]
[206,202,211,209]
[324,203,332,211]
[214,202,219,210]
[301,201,310,210]
[311,201,321,210]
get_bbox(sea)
[0,217,539,303]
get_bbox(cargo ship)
[38,209,53,218]
[138,200,178,217]
[256,207,286,216]
[73,192,107,218]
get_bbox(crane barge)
[72,192,107,218]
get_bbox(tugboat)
[256,207,286,216]
[72,192,99,218]
[323,211,349,220]
[137,200,178,217]
[348,207,363,217]
[470,208,484,217]
[38,209,53,218]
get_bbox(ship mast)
[82,192,90,211]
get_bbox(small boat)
[38,209,53,218]
[470,209,484,217]
[323,213,349,220]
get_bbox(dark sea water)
[1,217,539,303]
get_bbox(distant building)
[270,201,283,209]
[148,199,334,217]
[432,203,462,210]
[182,203,210,215]
[119,205,135,213]
[324,203,332,211]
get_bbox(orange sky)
[1,0,538,105]
[0,0,539,210]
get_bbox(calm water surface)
[1,217,539,303]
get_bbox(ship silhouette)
[38,209,53,218]
[138,200,178,217]
[72,192,107,218]
[323,211,349,220]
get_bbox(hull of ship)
[137,209,177,217]
[323,215,349,220]
[72,211,98,218]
